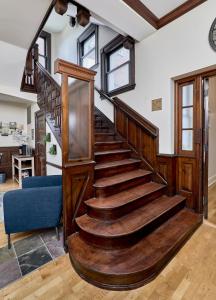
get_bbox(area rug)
[0,192,4,222]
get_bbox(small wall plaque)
[152,98,162,111]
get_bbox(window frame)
[175,78,197,157]
[77,24,99,70]
[37,30,51,73]
[101,35,135,97]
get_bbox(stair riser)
[95,174,152,198]
[79,200,186,250]
[95,152,131,163]
[95,135,116,142]
[69,218,201,291]
[95,162,141,179]
[87,187,166,220]
[95,128,113,133]
[94,142,125,151]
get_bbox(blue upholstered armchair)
[3,175,62,248]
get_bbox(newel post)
[55,59,96,248]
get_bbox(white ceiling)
[76,0,156,41]
[44,4,106,34]
[140,0,187,18]
[0,0,52,49]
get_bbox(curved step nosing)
[69,221,200,290]
[94,173,152,189]
[95,160,141,170]
[85,186,166,211]
[77,199,185,238]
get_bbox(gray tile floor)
[0,228,65,289]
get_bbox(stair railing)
[21,44,62,146]
[95,87,177,197]
[55,58,96,247]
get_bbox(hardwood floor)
[208,184,216,224]
[0,179,19,193]
[0,223,216,299]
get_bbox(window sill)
[105,83,136,97]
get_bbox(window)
[101,35,135,97]
[36,31,51,73]
[176,80,196,155]
[77,24,98,69]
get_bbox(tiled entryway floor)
[0,228,65,289]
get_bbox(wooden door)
[35,110,46,176]
[175,76,203,213]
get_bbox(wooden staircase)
[67,109,202,290]
[21,54,202,290]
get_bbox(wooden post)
[55,59,96,248]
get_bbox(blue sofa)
[3,175,62,248]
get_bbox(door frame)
[174,66,216,218]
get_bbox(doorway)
[203,75,216,224]
[175,68,216,221]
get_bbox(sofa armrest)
[3,185,62,234]
[22,175,62,189]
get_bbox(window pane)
[108,64,129,92]
[182,130,193,151]
[37,37,45,56]
[109,47,130,71]
[182,84,193,107]
[82,49,95,69]
[182,107,193,129]
[83,34,95,55]
[39,56,46,68]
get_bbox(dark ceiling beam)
[122,0,159,29]
[158,0,207,28]
[122,0,207,30]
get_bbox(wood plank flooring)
[1,223,216,299]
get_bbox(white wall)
[113,0,216,154]
[208,76,216,186]
[0,101,27,147]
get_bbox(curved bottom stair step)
[76,195,186,248]
[68,209,202,291]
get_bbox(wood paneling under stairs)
[68,108,202,290]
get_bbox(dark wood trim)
[122,0,159,29]
[77,24,99,70]
[38,30,52,73]
[46,161,62,170]
[122,0,207,29]
[158,0,207,28]
[101,35,135,97]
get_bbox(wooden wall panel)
[177,157,196,209]
[0,147,19,179]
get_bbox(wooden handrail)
[95,87,158,138]
[36,62,60,89]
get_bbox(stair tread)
[86,181,164,209]
[95,132,115,135]
[69,209,202,276]
[94,169,151,189]
[95,141,124,145]
[95,149,131,156]
[95,159,140,170]
[77,195,186,237]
